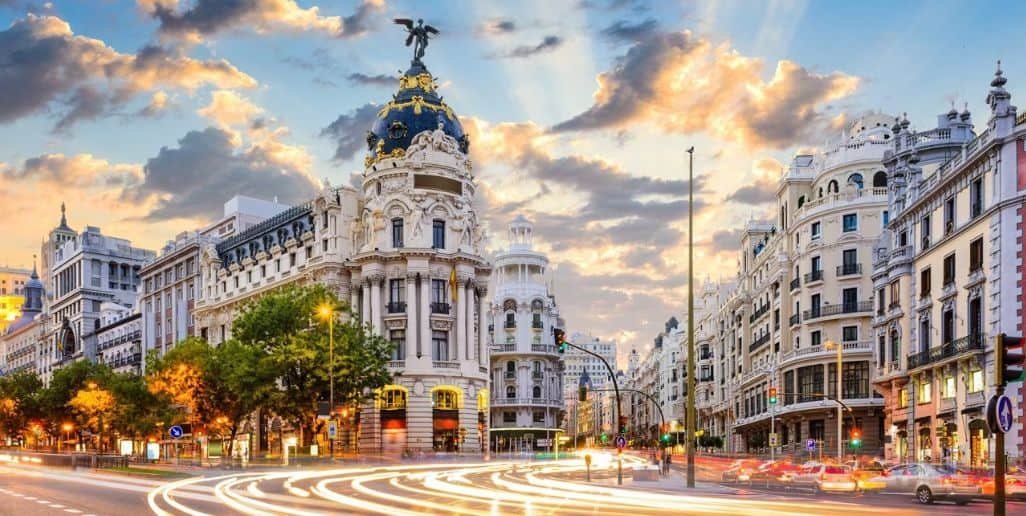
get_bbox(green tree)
[146,338,212,428]
[38,360,112,440]
[202,339,276,458]
[232,284,393,445]
[0,371,43,442]
[107,372,172,443]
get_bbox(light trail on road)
[145,456,968,515]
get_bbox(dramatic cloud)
[2,153,141,187]
[321,103,380,161]
[142,0,384,41]
[600,18,657,43]
[0,14,256,130]
[478,18,516,35]
[346,72,394,87]
[496,35,563,59]
[707,228,745,254]
[197,89,264,128]
[464,118,705,271]
[724,157,782,205]
[137,90,170,117]
[552,31,858,149]
[125,127,319,221]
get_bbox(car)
[791,464,857,493]
[721,459,761,483]
[869,463,978,505]
[981,473,1026,500]
[850,461,888,491]
[751,460,802,486]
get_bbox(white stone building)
[193,50,491,455]
[87,302,142,375]
[487,215,564,453]
[561,332,618,444]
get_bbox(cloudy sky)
[0,0,1022,367]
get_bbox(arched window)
[380,386,407,410]
[506,385,516,398]
[797,195,806,209]
[828,180,839,193]
[848,173,864,189]
[505,312,515,328]
[818,187,824,198]
[532,386,542,398]
[432,387,460,409]
[873,171,888,188]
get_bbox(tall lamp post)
[825,340,843,460]
[685,146,697,488]
[61,423,73,453]
[317,303,336,458]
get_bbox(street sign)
[614,435,627,449]
[806,438,816,451]
[988,394,1015,434]
[769,433,778,447]
[327,421,337,439]
[168,425,184,439]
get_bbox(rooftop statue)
[394,18,439,63]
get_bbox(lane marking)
[63,510,82,514]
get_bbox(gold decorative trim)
[398,73,436,93]
[364,147,407,168]
[377,95,455,120]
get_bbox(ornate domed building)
[350,48,491,455]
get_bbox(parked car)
[869,463,978,504]
[721,459,762,483]
[791,463,857,493]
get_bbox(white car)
[791,464,857,493]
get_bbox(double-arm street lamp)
[316,302,337,458]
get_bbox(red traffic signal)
[998,334,1025,385]
[768,387,778,405]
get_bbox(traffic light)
[850,428,862,448]
[768,387,778,405]
[554,328,568,353]
[600,432,608,443]
[660,433,670,444]
[578,384,587,402]
[997,333,1025,386]
[618,415,628,435]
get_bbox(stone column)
[370,277,382,336]
[405,274,417,361]
[456,277,467,363]
[361,281,371,328]
[465,281,475,361]
[420,275,431,360]
[478,287,488,366]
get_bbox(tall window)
[890,330,900,365]
[392,218,404,248]
[532,385,541,398]
[432,279,447,304]
[944,197,955,234]
[810,330,821,348]
[389,279,404,304]
[842,362,869,398]
[842,213,857,232]
[432,330,449,361]
[943,254,956,286]
[920,268,931,297]
[842,287,858,312]
[921,215,931,249]
[810,294,821,318]
[809,420,825,441]
[841,249,857,274]
[942,308,954,345]
[969,237,983,272]
[811,256,821,273]
[919,317,930,353]
[506,385,515,399]
[842,326,858,342]
[389,329,405,360]
[877,335,886,367]
[798,365,823,403]
[432,219,445,249]
[811,221,821,239]
[970,178,983,218]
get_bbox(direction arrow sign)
[168,425,184,439]
[327,421,337,439]
[988,394,1015,434]
[614,435,627,449]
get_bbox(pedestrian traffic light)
[578,385,587,402]
[850,428,862,448]
[554,328,568,353]
[997,333,1025,386]
[618,415,628,434]
[768,387,778,405]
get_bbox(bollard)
[584,454,592,482]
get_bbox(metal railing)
[789,313,800,326]
[430,302,451,314]
[803,301,872,321]
[804,270,823,283]
[836,263,862,276]
[789,277,800,291]
[386,301,406,314]
[433,361,459,369]
[907,334,984,369]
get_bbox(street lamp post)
[825,340,843,460]
[61,423,73,453]
[685,146,697,488]
[317,303,336,458]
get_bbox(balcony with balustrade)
[906,334,984,371]
[802,301,873,322]
[780,339,873,367]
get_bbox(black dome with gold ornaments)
[365,60,469,167]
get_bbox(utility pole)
[560,335,623,485]
[685,146,696,488]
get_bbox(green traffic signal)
[661,434,670,443]
[601,433,608,443]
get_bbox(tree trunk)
[226,424,238,461]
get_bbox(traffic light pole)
[562,340,623,485]
[590,388,666,446]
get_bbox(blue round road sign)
[996,395,1014,434]
[169,425,184,439]
[614,435,627,449]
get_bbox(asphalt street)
[0,458,1023,515]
